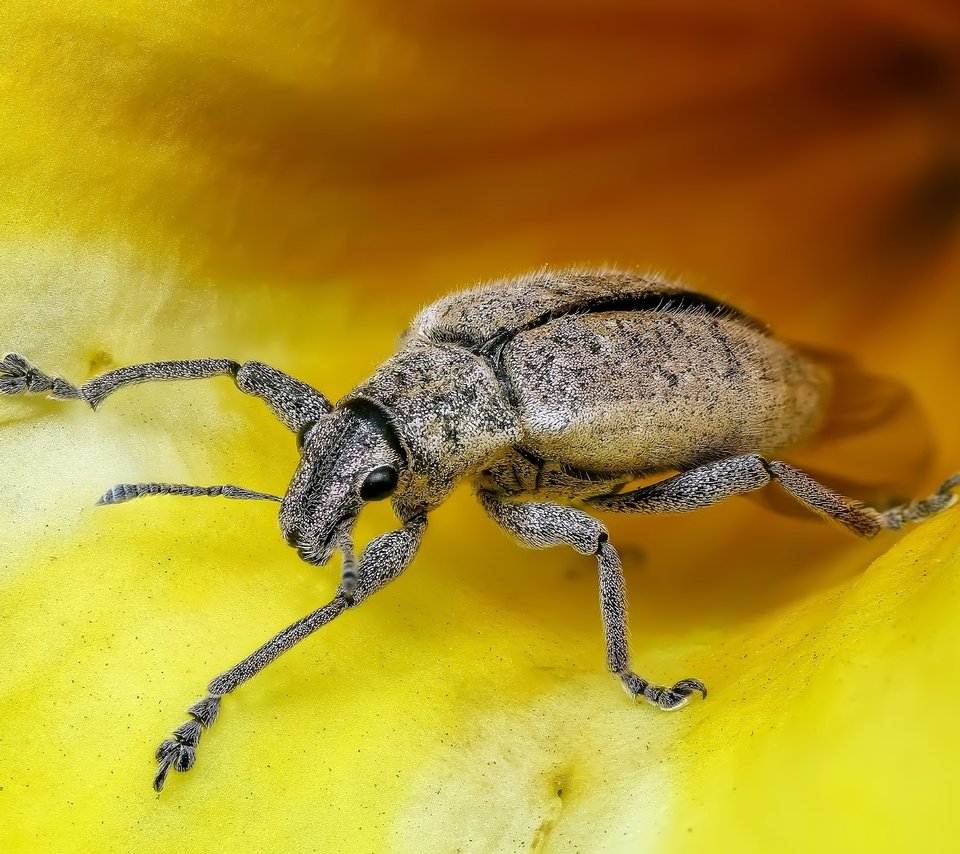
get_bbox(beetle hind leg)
[585,454,959,538]
[0,352,81,398]
[765,463,960,537]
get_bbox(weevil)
[2,268,958,791]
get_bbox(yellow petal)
[2,1,960,851]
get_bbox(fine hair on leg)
[767,463,960,537]
[0,353,331,432]
[152,516,426,791]
[478,491,706,711]
[585,455,959,538]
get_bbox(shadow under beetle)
[3,268,958,791]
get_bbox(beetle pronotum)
[3,268,957,791]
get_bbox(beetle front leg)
[0,352,330,433]
[152,515,426,792]
[477,491,706,711]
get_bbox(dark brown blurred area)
[116,0,960,293]
[5,1,958,306]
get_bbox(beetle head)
[279,403,405,566]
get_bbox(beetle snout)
[279,491,354,567]
[279,517,327,565]
[281,523,327,565]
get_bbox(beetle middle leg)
[152,515,426,792]
[478,491,707,711]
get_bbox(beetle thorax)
[342,344,521,513]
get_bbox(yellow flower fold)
[1,2,959,851]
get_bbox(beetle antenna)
[96,483,282,506]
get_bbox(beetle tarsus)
[153,695,221,792]
[878,472,960,530]
[0,352,58,396]
[0,352,91,402]
[645,677,708,711]
[621,672,707,710]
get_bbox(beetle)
[2,268,957,791]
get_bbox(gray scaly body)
[3,268,956,792]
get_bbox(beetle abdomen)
[499,309,829,473]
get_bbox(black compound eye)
[360,466,398,501]
[296,420,318,451]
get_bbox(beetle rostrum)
[2,267,957,792]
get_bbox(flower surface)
[1,2,959,851]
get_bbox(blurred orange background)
[4,1,959,446]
